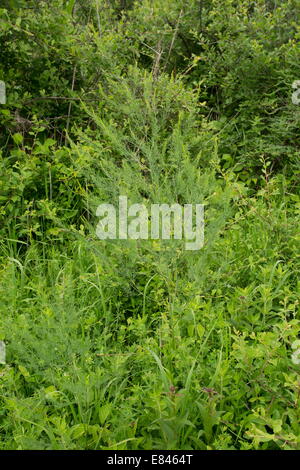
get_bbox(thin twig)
[65,64,77,144]
[21,95,108,106]
[163,9,183,72]
[152,40,163,80]
[95,0,101,35]
[96,353,133,357]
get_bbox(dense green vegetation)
[0,0,299,450]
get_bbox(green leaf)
[99,403,112,425]
[12,133,23,145]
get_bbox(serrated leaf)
[99,403,112,425]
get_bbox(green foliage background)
[0,0,299,450]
